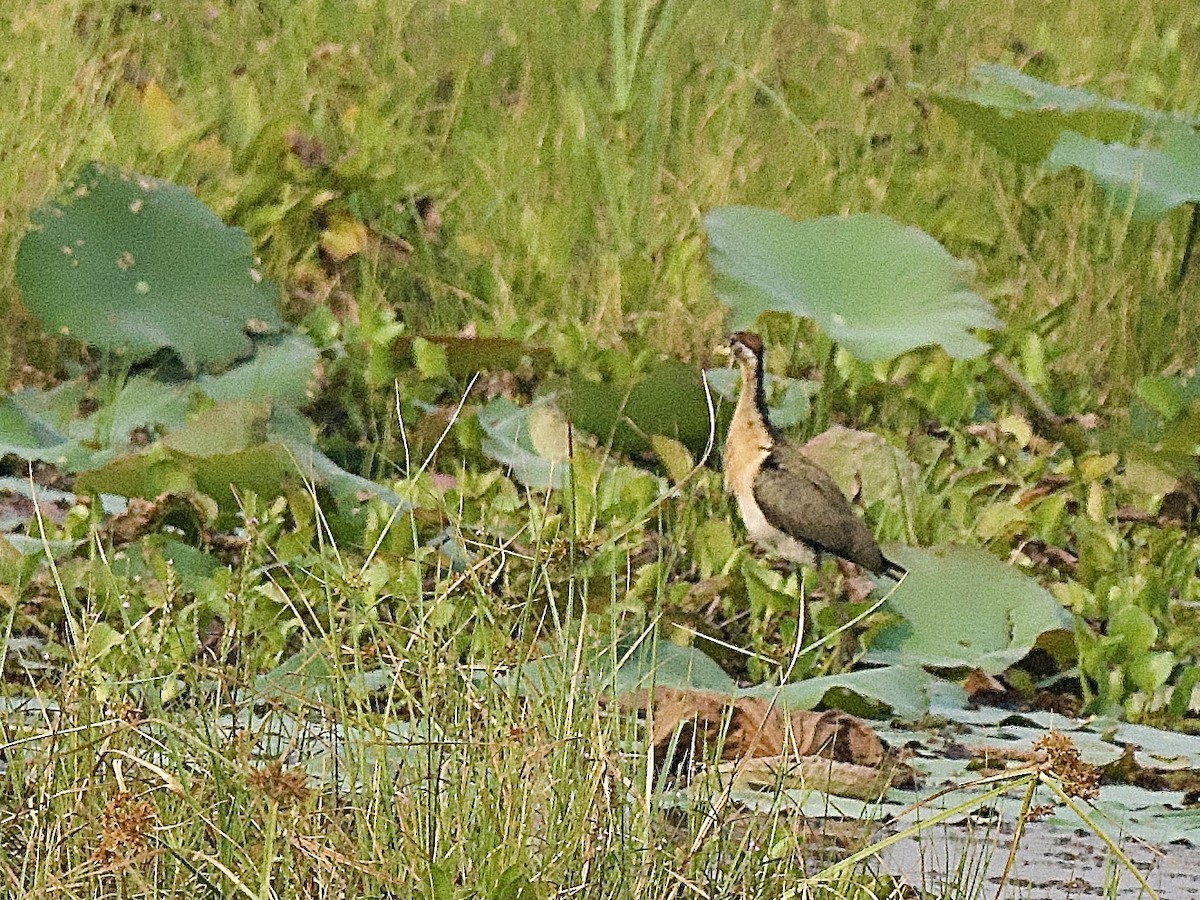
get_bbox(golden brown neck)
[733,357,774,437]
[724,359,775,492]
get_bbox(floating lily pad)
[865,545,1073,673]
[929,64,1151,165]
[610,639,739,694]
[1045,127,1200,220]
[75,401,402,513]
[16,162,281,369]
[706,207,998,361]
[744,665,930,720]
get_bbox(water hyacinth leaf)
[706,207,998,361]
[865,544,1073,674]
[929,64,1156,165]
[1044,127,1200,220]
[15,162,281,368]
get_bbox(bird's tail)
[880,556,907,582]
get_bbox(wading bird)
[721,331,905,582]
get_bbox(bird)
[721,331,905,582]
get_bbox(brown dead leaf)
[1016,474,1072,507]
[284,127,327,169]
[963,669,1010,706]
[1017,539,1078,575]
[836,560,876,604]
[717,754,897,801]
[626,687,905,798]
[682,575,735,611]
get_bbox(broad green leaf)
[162,401,271,457]
[611,640,738,694]
[800,425,920,509]
[391,335,554,378]
[865,544,1073,674]
[15,162,281,368]
[267,406,403,507]
[98,377,190,448]
[73,445,195,499]
[744,665,930,720]
[564,358,716,456]
[1044,127,1200,220]
[930,64,1147,165]
[478,397,570,490]
[1107,605,1158,656]
[196,335,319,407]
[1136,372,1200,422]
[255,641,335,703]
[706,207,998,361]
[0,397,68,461]
[411,337,450,380]
[741,557,799,620]
[648,434,694,485]
[611,640,927,718]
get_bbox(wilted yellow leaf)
[320,215,369,261]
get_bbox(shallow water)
[882,819,1200,899]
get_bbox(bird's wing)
[751,441,887,573]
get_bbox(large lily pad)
[865,545,1073,673]
[1045,127,1200,220]
[75,401,401,513]
[744,665,930,720]
[706,207,998,361]
[15,162,281,369]
[929,64,1152,165]
[610,639,738,694]
[611,641,929,718]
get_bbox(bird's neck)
[733,361,774,440]
[724,362,775,492]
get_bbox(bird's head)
[727,331,764,371]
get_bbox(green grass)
[2,0,1200,896]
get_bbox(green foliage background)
[2,1,1200,897]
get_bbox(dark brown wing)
[752,441,902,577]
